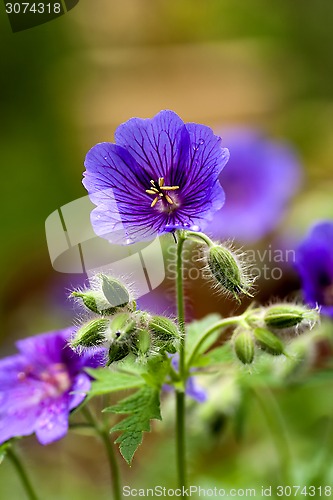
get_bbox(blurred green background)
[1,0,333,498]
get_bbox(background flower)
[295,221,333,317]
[205,128,302,242]
[0,329,105,445]
[83,110,229,243]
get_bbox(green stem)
[175,232,187,494]
[82,406,122,500]
[186,316,244,371]
[7,447,39,500]
[252,386,293,483]
[185,231,214,247]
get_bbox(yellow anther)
[146,177,179,207]
[160,186,179,191]
[164,194,174,205]
[151,196,159,208]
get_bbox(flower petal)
[35,398,69,445]
[16,330,70,366]
[68,373,91,410]
[84,143,169,242]
[115,110,190,181]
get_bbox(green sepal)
[234,330,255,364]
[101,275,130,308]
[264,304,313,329]
[254,327,285,355]
[71,291,117,315]
[208,245,252,301]
[71,318,109,349]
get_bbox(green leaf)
[185,314,222,364]
[142,355,171,388]
[86,368,145,398]
[193,343,234,368]
[105,386,161,464]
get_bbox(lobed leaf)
[105,386,161,464]
[86,368,144,398]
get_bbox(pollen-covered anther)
[146,178,179,208]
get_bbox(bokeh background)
[1,1,333,498]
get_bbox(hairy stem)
[175,232,187,494]
[82,406,122,500]
[7,446,39,500]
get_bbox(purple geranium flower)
[0,329,105,445]
[83,110,229,243]
[205,128,301,242]
[295,221,333,317]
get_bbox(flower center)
[145,177,179,208]
[18,362,72,400]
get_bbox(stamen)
[146,177,179,208]
[164,194,174,205]
[151,197,159,208]
[160,186,179,191]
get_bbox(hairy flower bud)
[101,275,130,308]
[149,316,180,354]
[234,330,255,364]
[135,329,151,357]
[107,343,131,364]
[207,245,252,301]
[109,313,136,341]
[264,304,318,329]
[254,327,285,355]
[71,291,117,315]
[106,313,137,365]
[71,318,109,349]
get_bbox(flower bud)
[207,245,252,301]
[109,313,136,341]
[71,318,109,349]
[234,330,255,364]
[107,342,131,364]
[106,313,137,364]
[254,327,285,355]
[264,304,317,329]
[149,316,180,340]
[149,316,180,354]
[100,275,130,308]
[135,329,151,356]
[71,291,116,315]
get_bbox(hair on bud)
[264,303,319,330]
[71,318,110,349]
[206,244,253,302]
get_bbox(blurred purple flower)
[205,128,302,242]
[83,110,229,243]
[0,329,105,445]
[163,355,207,403]
[295,221,333,317]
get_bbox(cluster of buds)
[70,275,180,364]
[233,303,319,365]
